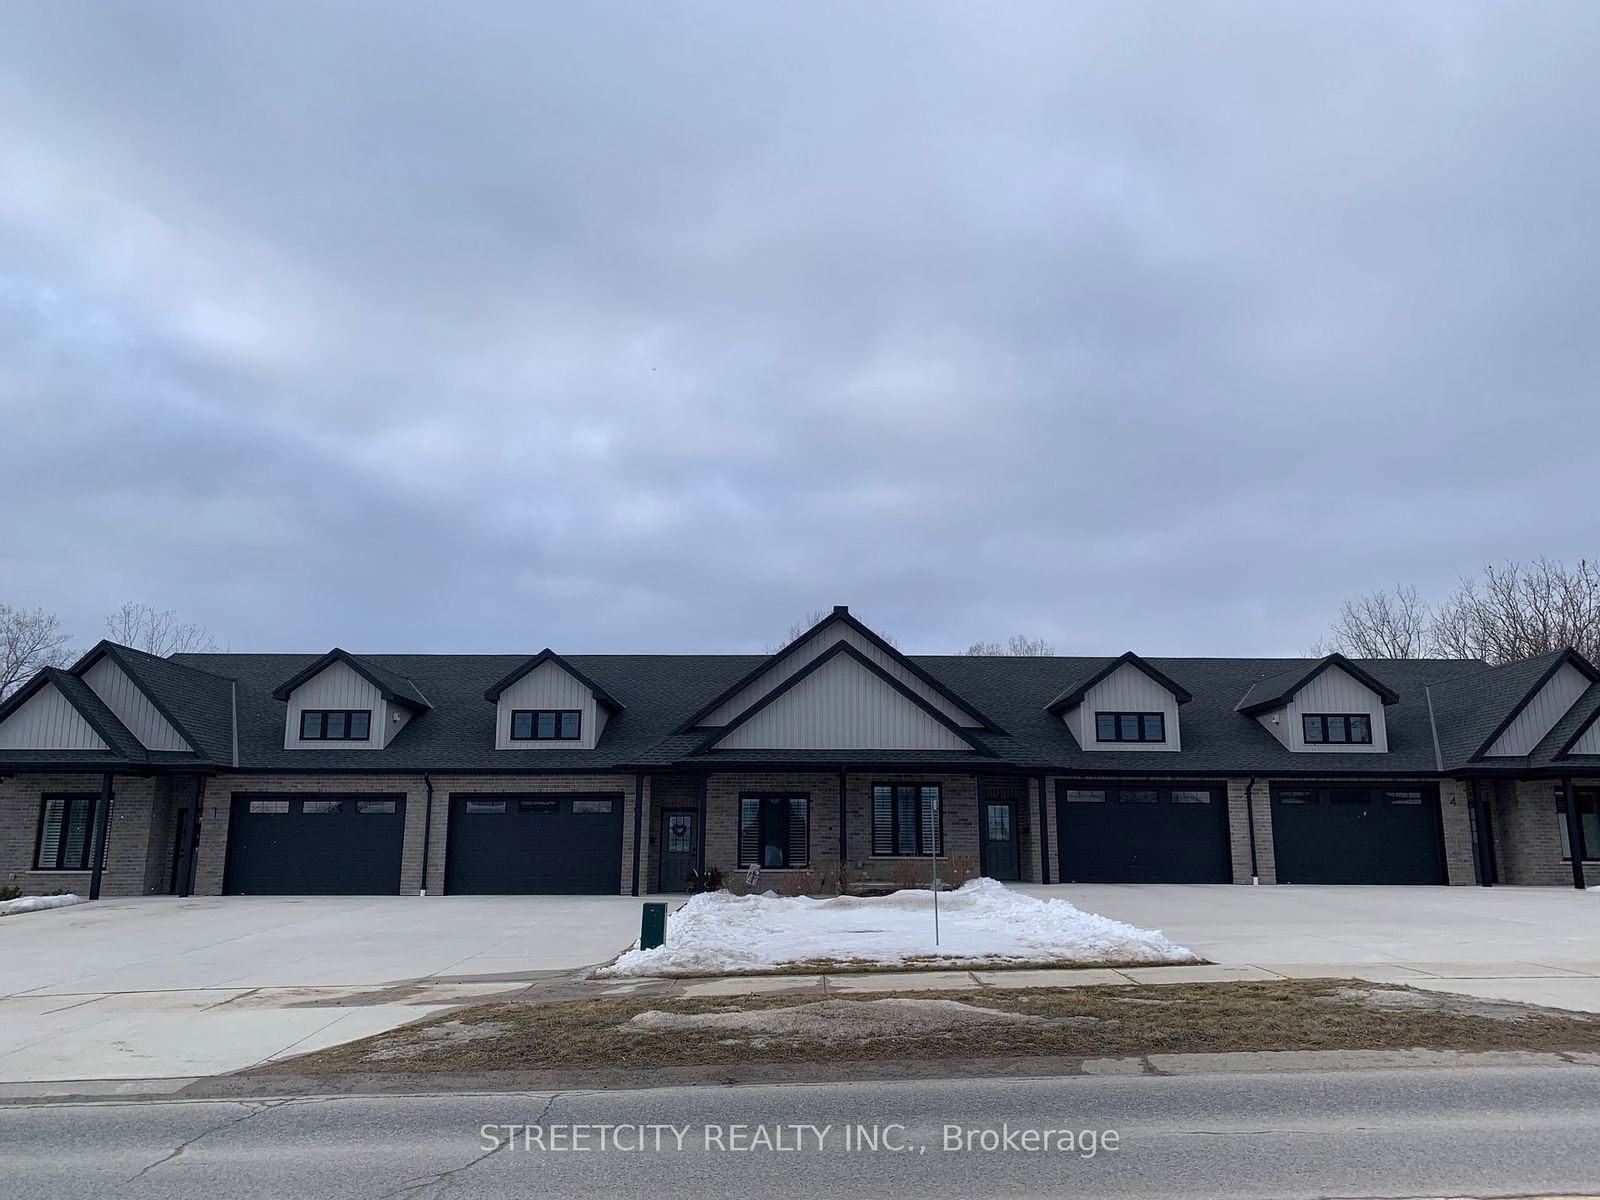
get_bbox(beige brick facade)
[3,766,1592,898]
[1489,777,1598,887]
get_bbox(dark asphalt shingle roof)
[97,643,237,763]
[1426,650,1568,769]
[5,639,1597,778]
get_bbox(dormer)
[272,649,430,750]
[1236,653,1399,753]
[484,649,623,751]
[1046,652,1191,752]
[675,606,1001,754]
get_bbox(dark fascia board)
[481,648,625,711]
[691,640,997,757]
[673,607,1005,735]
[71,641,210,759]
[1235,653,1401,716]
[1473,647,1600,763]
[271,648,431,711]
[1557,698,1600,760]
[1044,651,1194,715]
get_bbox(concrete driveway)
[1017,883,1600,1013]
[0,894,643,1086]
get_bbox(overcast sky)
[3,2,1598,659]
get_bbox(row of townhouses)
[1,607,1597,898]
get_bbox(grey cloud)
[2,1,1599,658]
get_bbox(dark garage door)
[445,793,624,894]
[1056,782,1231,883]
[224,794,405,895]
[1271,785,1444,884]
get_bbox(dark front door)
[1271,784,1445,884]
[224,794,406,895]
[981,799,1020,880]
[658,809,700,892]
[1056,781,1231,883]
[445,793,624,894]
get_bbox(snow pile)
[597,878,1196,977]
[0,893,86,917]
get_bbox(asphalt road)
[5,1067,1600,1199]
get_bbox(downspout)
[1245,777,1260,885]
[418,773,434,897]
[837,767,847,866]
[1471,777,1492,888]
[630,772,644,897]
[1036,773,1050,884]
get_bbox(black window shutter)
[738,797,760,867]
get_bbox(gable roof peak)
[692,639,995,756]
[1045,651,1193,714]
[1235,652,1401,716]
[482,647,624,710]
[271,648,431,710]
[672,605,1004,734]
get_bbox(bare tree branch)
[1431,559,1600,664]
[1310,585,1432,658]
[105,602,220,656]
[0,605,73,698]
[960,634,1056,656]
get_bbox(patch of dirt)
[1321,985,1543,1023]
[248,980,1600,1079]
[360,1019,513,1062]
[622,997,1092,1044]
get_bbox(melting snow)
[597,878,1196,977]
[0,893,85,917]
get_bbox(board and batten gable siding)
[83,656,191,751]
[1569,715,1600,755]
[700,623,982,729]
[1066,662,1182,752]
[282,660,390,750]
[1261,664,1390,753]
[711,651,974,751]
[494,660,608,750]
[0,684,107,750]
[1485,662,1591,757]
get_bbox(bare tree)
[106,602,220,656]
[1,605,73,698]
[1309,585,1432,659]
[960,634,1056,656]
[1431,559,1600,664]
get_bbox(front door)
[659,808,700,892]
[981,799,1020,880]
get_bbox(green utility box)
[640,902,667,951]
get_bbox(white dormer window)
[1048,653,1190,753]
[485,650,623,751]
[1236,654,1396,754]
[271,649,430,750]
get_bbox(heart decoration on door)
[671,824,688,838]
